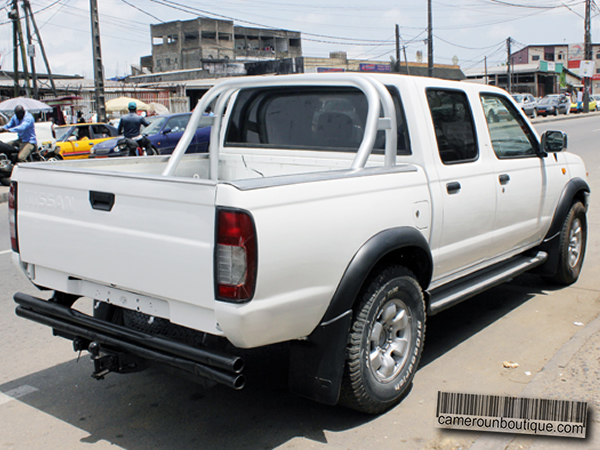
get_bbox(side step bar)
[428,251,548,315]
[14,292,245,390]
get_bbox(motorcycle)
[115,135,159,157]
[0,141,60,186]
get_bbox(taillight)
[8,181,18,253]
[215,208,257,302]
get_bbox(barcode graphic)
[437,392,587,424]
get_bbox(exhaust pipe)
[14,292,245,390]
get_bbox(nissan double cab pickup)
[10,74,589,414]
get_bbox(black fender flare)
[323,226,433,323]
[289,227,433,405]
[534,177,590,276]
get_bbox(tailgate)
[14,165,218,328]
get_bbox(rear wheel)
[148,146,159,156]
[339,266,425,414]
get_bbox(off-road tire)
[339,266,425,414]
[550,202,587,285]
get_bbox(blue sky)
[0,0,595,78]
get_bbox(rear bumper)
[14,292,245,389]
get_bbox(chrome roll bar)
[162,73,397,178]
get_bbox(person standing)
[0,105,37,162]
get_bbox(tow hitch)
[73,338,146,380]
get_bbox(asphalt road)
[0,115,599,450]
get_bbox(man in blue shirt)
[118,102,151,155]
[0,105,37,162]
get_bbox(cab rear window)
[225,86,411,155]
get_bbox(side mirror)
[162,127,172,135]
[541,130,567,153]
[67,136,77,141]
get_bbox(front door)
[480,93,561,255]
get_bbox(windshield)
[141,117,166,135]
[55,126,76,142]
[512,95,523,103]
[539,97,557,105]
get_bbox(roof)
[396,65,465,81]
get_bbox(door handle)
[498,174,510,185]
[446,181,461,194]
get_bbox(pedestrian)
[0,105,37,162]
[577,89,584,111]
[77,111,86,123]
[117,101,151,155]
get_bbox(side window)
[91,125,110,138]
[480,93,538,158]
[166,116,189,133]
[426,89,478,164]
[77,126,90,139]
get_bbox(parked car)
[536,94,570,116]
[511,93,537,118]
[90,113,212,158]
[54,123,119,159]
[570,97,598,113]
[481,96,510,122]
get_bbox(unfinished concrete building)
[151,18,302,73]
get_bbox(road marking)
[0,249,11,255]
[0,385,39,406]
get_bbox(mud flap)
[288,310,352,405]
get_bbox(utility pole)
[22,0,57,97]
[395,24,400,73]
[584,0,591,113]
[427,0,433,77]
[90,0,107,122]
[23,1,38,99]
[10,6,19,97]
[10,0,31,97]
[485,56,488,85]
[507,37,512,93]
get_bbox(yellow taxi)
[54,123,119,159]
[570,97,597,113]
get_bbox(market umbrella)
[149,102,169,115]
[0,96,52,114]
[105,96,150,113]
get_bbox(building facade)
[151,18,302,73]
[511,43,600,92]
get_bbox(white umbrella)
[0,96,52,114]
[149,102,169,115]
[105,96,150,113]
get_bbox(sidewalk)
[469,313,600,449]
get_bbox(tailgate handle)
[89,191,115,212]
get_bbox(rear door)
[426,88,497,277]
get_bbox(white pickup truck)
[10,73,589,414]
